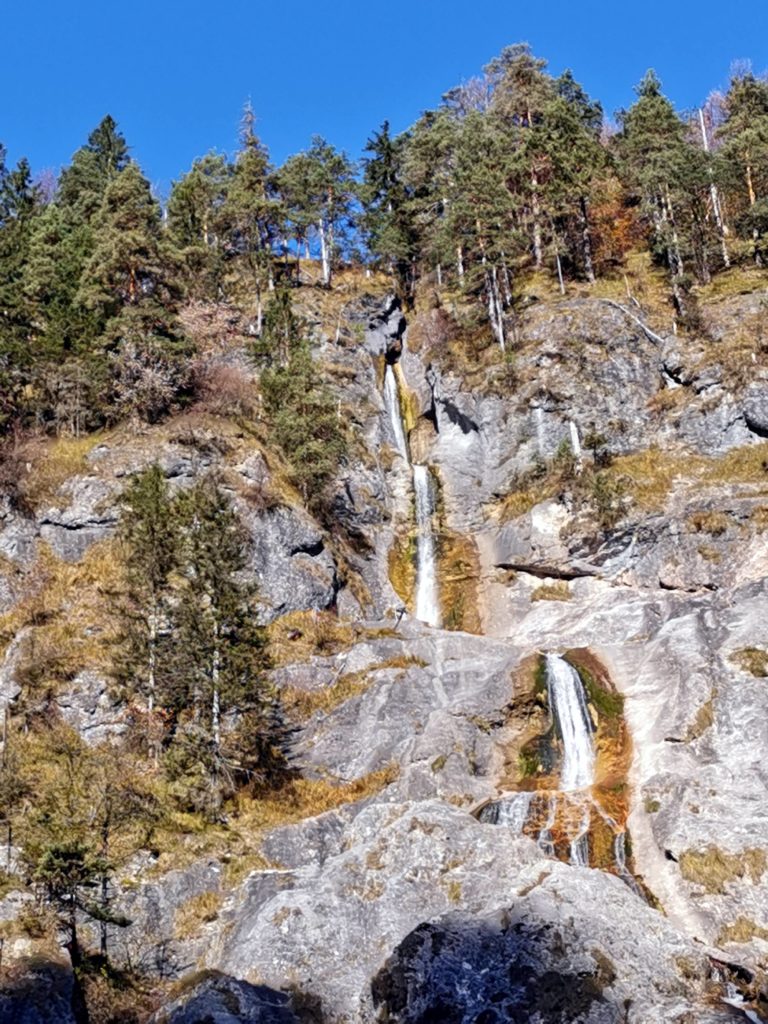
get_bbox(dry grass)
[730,647,768,678]
[717,916,768,945]
[684,697,715,742]
[0,541,123,673]
[531,581,571,602]
[236,765,399,833]
[266,611,357,667]
[283,671,372,721]
[20,434,106,510]
[696,265,768,301]
[679,846,767,894]
[687,510,731,536]
[494,483,558,523]
[608,448,703,512]
[174,890,223,939]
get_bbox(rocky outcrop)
[151,972,298,1024]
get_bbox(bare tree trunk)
[456,246,465,284]
[555,251,565,296]
[319,220,331,287]
[698,108,730,268]
[485,265,506,351]
[436,263,442,288]
[211,619,221,751]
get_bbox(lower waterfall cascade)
[480,653,633,881]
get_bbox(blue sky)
[2,0,767,196]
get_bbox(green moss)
[431,754,447,773]
[644,798,661,813]
[571,661,624,719]
[533,655,548,699]
[518,747,541,778]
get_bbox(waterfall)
[546,654,595,792]
[384,365,409,462]
[413,465,441,627]
[537,794,557,857]
[479,791,533,832]
[382,362,441,627]
[569,802,591,866]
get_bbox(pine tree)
[359,121,418,300]
[617,71,713,308]
[260,290,347,500]
[165,478,274,816]
[22,116,132,429]
[278,137,355,287]
[167,151,232,300]
[78,163,187,421]
[116,465,177,717]
[221,106,283,330]
[0,155,42,425]
[717,70,768,262]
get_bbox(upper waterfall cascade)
[384,364,409,462]
[383,362,441,627]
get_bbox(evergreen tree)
[166,478,274,816]
[78,162,187,422]
[0,155,42,425]
[278,137,355,287]
[222,106,283,331]
[21,116,132,430]
[617,71,713,306]
[167,151,232,300]
[359,121,419,300]
[530,73,606,285]
[116,465,177,717]
[260,291,347,500]
[717,70,768,261]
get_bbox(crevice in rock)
[495,562,598,581]
[290,539,325,558]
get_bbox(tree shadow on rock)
[0,956,81,1024]
[152,969,300,1023]
[371,912,624,1024]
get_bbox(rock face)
[3,290,768,1023]
[209,801,731,1022]
[151,972,298,1024]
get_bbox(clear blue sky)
[3,0,767,196]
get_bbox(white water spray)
[546,654,595,792]
[413,464,441,627]
[384,364,409,462]
[480,791,533,833]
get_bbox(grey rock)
[55,670,126,745]
[209,802,727,1023]
[0,958,77,1024]
[38,476,118,562]
[243,505,339,622]
[152,972,298,1024]
[364,294,406,359]
[743,383,768,437]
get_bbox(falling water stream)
[546,653,595,792]
[384,363,441,627]
[480,654,636,880]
